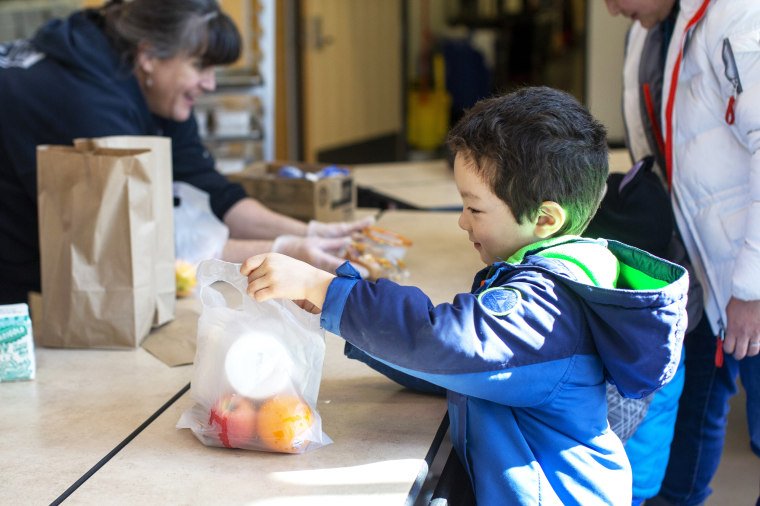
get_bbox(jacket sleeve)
[160,116,247,220]
[725,23,760,301]
[321,266,598,407]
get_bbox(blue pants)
[655,314,760,505]
[626,349,685,501]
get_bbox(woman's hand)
[271,234,369,278]
[724,297,760,360]
[306,215,376,238]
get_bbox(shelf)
[202,131,264,143]
[215,69,264,89]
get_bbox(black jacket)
[0,10,246,303]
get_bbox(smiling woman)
[0,0,374,305]
[100,1,241,121]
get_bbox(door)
[300,0,402,162]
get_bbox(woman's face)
[138,52,216,122]
[604,0,677,28]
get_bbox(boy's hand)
[240,253,334,312]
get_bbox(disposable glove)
[272,235,369,277]
[306,216,376,238]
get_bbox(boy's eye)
[468,207,482,214]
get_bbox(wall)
[585,1,630,145]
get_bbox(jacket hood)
[477,237,689,398]
[32,10,127,81]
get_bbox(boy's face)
[604,0,677,28]
[454,153,539,265]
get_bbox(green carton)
[0,303,36,382]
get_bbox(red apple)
[208,394,257,449]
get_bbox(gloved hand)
[271,235,369,277]
[306,215,376,238]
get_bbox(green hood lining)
[507,236,670,290]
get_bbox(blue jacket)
[322,237,688,505]
[0,10,246,303]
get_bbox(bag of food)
[172,182,230,297]
[344,226,411,281]
[177,259,331,453]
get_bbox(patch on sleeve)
[477,287,521,316]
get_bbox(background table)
[353,160,461,211]
[352,149,633,211]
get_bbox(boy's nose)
[457,212,467,231]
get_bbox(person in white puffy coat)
[606,0,760,504]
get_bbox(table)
[0,346,191,505]
[608,148,631,174]
[0,210,481,505]
[353,160,462,211]
[352,149,632,211]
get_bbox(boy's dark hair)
[446,86,608,237]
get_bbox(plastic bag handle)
[196,259,249,301]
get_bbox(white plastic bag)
[173,182,229,265]
[177,259,331,453]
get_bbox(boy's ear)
[534,201,566,238]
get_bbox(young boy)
[240,87,689,505]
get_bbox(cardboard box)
[228,161,355,222]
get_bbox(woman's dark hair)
[446,86,609,237]
[99,0,241,67]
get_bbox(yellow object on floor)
[407,54,451,150]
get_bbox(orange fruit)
[257,394,314,453]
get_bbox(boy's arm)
[241,253,335,311]
[324,270,593,407]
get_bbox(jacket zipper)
[722,38,743,125]
[715,319,725,367]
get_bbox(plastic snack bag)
[173,182,230,297]
[177,259,331,453]
[344,226,412,282]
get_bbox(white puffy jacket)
[634,0,760,335]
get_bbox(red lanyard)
[664,0,713,189]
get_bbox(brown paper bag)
[37,140,172,349]
[76,136,175,328]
